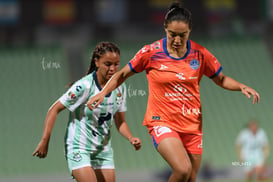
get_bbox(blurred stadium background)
[0,0,273,181]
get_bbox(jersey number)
[98,112,112,125]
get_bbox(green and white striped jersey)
[59,71,127,155]
[236,128,268,159]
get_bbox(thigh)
[243,154,263,174]
[180,133,202,155]
[67,152,97,181]
[157,137,191,170]
[188,153,202,182]
[95,169,115,182]
[149,126,180,149]
[91,148,115,169]
[72,166,97,182]
[67,152,92,175]
[149,126,191,169]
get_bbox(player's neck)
[168,46,187,58]
[96,73,107,88]
[98,80,107,89]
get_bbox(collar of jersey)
[163,38,191,60]
[92,71,111,97]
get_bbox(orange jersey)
[128,38,222,134]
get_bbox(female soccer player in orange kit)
[86,3,260,182]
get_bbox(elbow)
[48,102,64,115]
[217,75,225,87]
[212,73,225,87]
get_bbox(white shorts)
[66,149,115,174]
[243,154,264,172]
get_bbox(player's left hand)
[129,137,142,150]
[241,86,260,104]
[87,93,105,110]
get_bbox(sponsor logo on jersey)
[176,73,186,80]
[198,140,203,149]
[68,91,76,99]
[153,41,161,50]
[165,84,193,101]
[116,93,123,105]
[152,116,161,120]
[154,126,172,137]
[76,85,82,92]
[174,84,187,93]
[141,47,149,53]
[159,64,168,70]
[212,56,218,64]
[190,59,200,70]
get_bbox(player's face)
[165,20,191,51]
[95,51,120,82]
[249,122,258,134]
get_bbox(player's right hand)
[32,140,49,158]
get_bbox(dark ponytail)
[168,1,181,11]
[164,1,192,29]
[67,41,120,87]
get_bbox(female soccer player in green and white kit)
[33,42,142,182]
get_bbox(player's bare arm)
[212,72,260,104]
[114,112,142,150]
[87,65,134,110]
[32,101,66,158]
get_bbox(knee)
[173,163,192,180]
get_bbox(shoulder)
[136,38,164,56]
[190,39,210,54]
[190,40,218,63]
[80,74,93,87]
[117,82,127,92]
[149,38,165,51]
[70,74,93,93]
[258,128,267,136]
[238,129,250,137]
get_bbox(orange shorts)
[148,126,203,155]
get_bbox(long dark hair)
[164,1,192,29]
[86,41,120,75]
[67,41,120,87]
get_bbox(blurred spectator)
[43,0,76,25]
[270,0,273,21]
[236,120,270,181]
[93,0,127,39]
[203,0,237,36]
